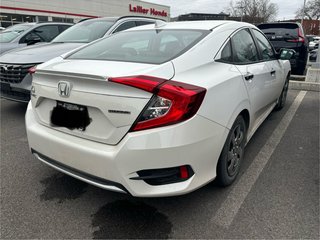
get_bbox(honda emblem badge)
[58,81,72,97]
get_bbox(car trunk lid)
[31,60,175,145]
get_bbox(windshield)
[0,24,33,43]
[52,20,115,43]
[68,29,209,64]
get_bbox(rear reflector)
[109,75,206,131]
[130,165,194,185]
[180,165,189,179]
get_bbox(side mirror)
[25,36,41,45]
[277,48,296,60]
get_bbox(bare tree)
[226,0,278,23]
[295,0,320,20]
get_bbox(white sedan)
[26,21,292,197]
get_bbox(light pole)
[316,45,320,69]
[240,1,244,22]
[301,0,307,26]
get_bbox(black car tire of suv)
[295,62,306,75]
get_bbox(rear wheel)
[295,65,306,75]
[217,115,247,187]
[275,76,289,110]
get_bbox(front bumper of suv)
[0,63,37,103]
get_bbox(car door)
[251,28,284,101]
[231,28,274,128]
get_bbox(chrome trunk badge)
[58,81,72,97]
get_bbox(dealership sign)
[129,4,168,17]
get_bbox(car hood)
[0,42,20,55]
[0,42,84,64]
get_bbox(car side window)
[21,25,60,43]
[59,25,71,33]
[231,29,259,64]
[136,21,154,26]
[252,29,275,61]
[218,40,233,63]
[113,21,136,33]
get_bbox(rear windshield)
[258,23,299,40]
[67,29,209,64]
[0,24,33,43]
[52,19,115,43]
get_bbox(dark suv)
[258,22,308,75]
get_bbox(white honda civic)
[26,21,292,197]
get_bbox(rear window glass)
[68,29,209,64]
[258,24,299,40]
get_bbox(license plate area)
[51,101,91,131]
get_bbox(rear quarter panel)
[172,61,250,130]
[171,25,251,130]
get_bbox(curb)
[289,80,320,92]
[290,75,306,81]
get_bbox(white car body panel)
[26,102,228,197]
[32,61,175,144]
[26,20,291,197]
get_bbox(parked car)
[307,35,319,50]
[0,16,161,102]
[26,20,293,197]
[258,22,308,75]
[309,49,318,62]
[0,22,72,55]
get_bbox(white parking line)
[212,91,307,228]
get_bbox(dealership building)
[0,0,170,27]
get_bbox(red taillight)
[28,66,37,74]
[108,75,166,92]
[287,28,305,43]
[109,75,206,131]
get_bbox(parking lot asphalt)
[1,90,319,239]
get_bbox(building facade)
[176,12,229,21]
[0,0,170,27]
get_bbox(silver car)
[0,22,72,55]
[0,17,161,102]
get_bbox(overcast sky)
[144,0,305,20]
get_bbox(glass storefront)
[0,13,74,28]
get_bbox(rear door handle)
[270,70,276,76]
[244,73,254,81]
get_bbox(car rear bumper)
[26,102,228,197]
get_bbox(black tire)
[295,65,305,75]
[294,60,307,75]
[275,76,289,110]
[217,115,247,187]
